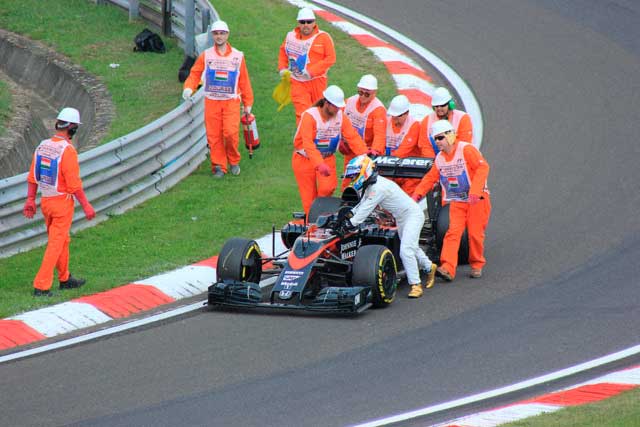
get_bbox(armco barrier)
[0,0,219,259]
[102,0,218,56]
[0,92,207,258]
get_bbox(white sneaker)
[230,164,241,175]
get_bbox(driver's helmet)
[343,154,376,192]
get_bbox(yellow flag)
[272,70,291,112]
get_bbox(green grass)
[0,2,637,426]
[501,386,640,426]
[0,0,395,317]
[0,0,185,141]
[0,80,11,137]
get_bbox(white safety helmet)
[430,119,454,137]
[210,20,229,33]
[387,95,410,117]
[56,107,81,124]
[431,87,452,107]
[323,85,346,108]
[297,7,316,21]
[357,74,378,91]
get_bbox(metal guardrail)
[102,0,218,56]
[0,1,218,258]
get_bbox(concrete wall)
[0,29,114,178]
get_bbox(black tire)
[435,204,469,265]
[307,196,342,223]
[216,238,262,283]
[352,245,397,308]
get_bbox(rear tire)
[436,204,469,265]
[352,245,397,308]
[216,238,262,283]
[308,196,342,223]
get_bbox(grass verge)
[0,2,637,426]
[0,80,10,137]
[0,0,395,317]
[502,386,640,426]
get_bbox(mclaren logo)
[372,156,433,167]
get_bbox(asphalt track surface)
[2,1,640,426]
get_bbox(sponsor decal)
[279,290,293,299]
[280,270,304,288]
[340,238,360,260]
[341,249,357,260]
[372,156,432,167]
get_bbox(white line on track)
[350,344,640,427]
[0,276,278,364]
[299,1,640,425]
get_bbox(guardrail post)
[129,0,140,21]
[162,0,172,36]
[201,8,211,35]
[184,0,195,57]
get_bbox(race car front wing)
[208,280,372,314]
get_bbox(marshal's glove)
[468,194,481,205]
[23,182,38,218]
[316,163,331,177]
[74,189,96,220]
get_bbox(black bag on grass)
[133,29,166,53]
[178,55,196,82]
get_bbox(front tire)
[352,245,397,308]
[216,238,262,283]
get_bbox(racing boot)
[422,265,437,289]
[59,275,86,290]
[408,284,423,298]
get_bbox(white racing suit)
[349,175,432,285]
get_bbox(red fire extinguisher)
[241,113,260,159]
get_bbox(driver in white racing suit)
[343,154,436,298]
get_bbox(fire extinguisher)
[241,113,260,159]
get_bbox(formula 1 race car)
[208,156,468,315]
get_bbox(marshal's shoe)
[59,275,86,290]
[436,266,453,282]
[33,288,54,297]
[469,268,483,279]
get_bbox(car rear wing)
[371,156,434,179]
